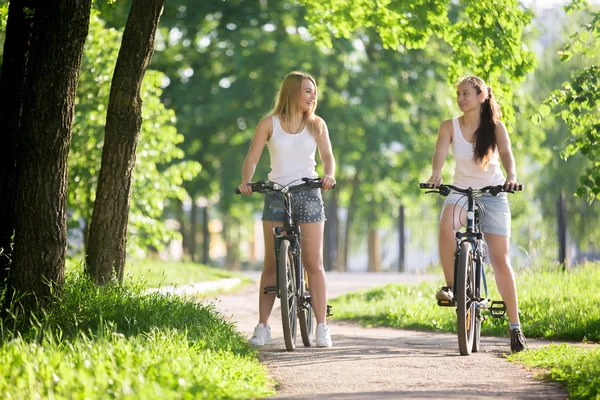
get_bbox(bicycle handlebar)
[236,177,335,194]
[419,183,523,197]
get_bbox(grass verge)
[67,257,250,289]
[329,262,600,398]
[508,344,600,400]
[330,263,600,341]
[0,271,273,399]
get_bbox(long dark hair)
[461,76,502,169]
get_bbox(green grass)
[508,344,600,400]
[0,271,274,399]
[330,263,600,341]
[330,262,600,399]
[67,257,249,289]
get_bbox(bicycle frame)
[273,188,304,301]
[453,188,486,311]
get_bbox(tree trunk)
[86,0,165,284]
[398,203,405,272]
[323,191,339,272]
[367,228,381,272]
[0,0,35,287]
[202,206,210,265]
[189,198,197,263]
[557,191,567,271]
[223,216,241,270]
[5,0,92,312]
[174,199,188,261]
[342,172,360,272]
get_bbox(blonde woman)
[427,76,526,352]
[238,71,336,347]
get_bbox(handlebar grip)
[235,189,241,194]
[420,183,433,189]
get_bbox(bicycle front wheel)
[472,258,483,353]
[298,268,314,347]
[278,240,297,351]
[456,241,476,356]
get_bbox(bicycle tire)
[298,268,314,347]
[456,241,476,356]
[472,257,483,353]
[278,240,297,351]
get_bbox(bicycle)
[236,177,333,351]
[420,183,523,355]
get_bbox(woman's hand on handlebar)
[237,182,253,195]
[426,174,443,189]
[503,178,522,192]
[322,175,336,191]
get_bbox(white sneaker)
[248,323,272,346]
[316,323,332,347]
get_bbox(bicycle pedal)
[489,300,506,318]
[326,304,333,317]
[263,286,277,295]
[437,299,456,307]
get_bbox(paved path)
[206,272,567,399]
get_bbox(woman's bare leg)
[439,205,466,286]
[485,233,520,324]
[257,220,282,326]
[298,221,327,324]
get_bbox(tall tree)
[3,0,92,312]
[86,0,165,283]
[299,0,536,121]
[538,1,600,200]
[0,0,34,287]
[68,15,199,260]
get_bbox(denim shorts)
[261,186,325,223]
[443,192,511,237]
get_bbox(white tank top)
[451,118,505,189]
[267,115,318,186]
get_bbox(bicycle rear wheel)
[298,268,314,347]
[278,240,297,351]
[456,241,476,356]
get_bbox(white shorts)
[443,192,511,237]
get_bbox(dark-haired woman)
[426,76,526,352]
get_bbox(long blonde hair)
[268,71,323,137]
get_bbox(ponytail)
[462,77,502,169]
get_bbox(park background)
[56,0,600,273]
[1,0,600,398]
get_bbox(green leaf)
[539,104,551,118]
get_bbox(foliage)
[330,262,600,341]
[0,270,274,398]
[0,1,7,32]
[509,343,600,400]
[299,0,536,122]
[93,0,540,265]
[535,2,600,200]
[516,6,600,254]
[69,14,200,255]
